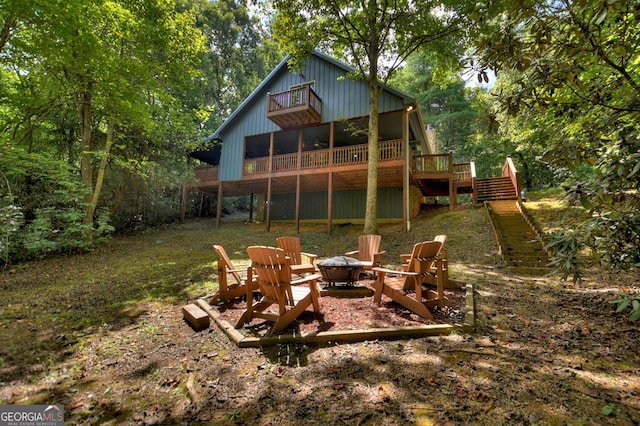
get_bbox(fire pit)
[317,256,364,287]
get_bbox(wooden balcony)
[243,140,404,176]
[194,165,219,182]
[266,85,322,129]
[411,152,475,197]
[191,142,474,198]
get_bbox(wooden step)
[476,177,517,201]
[486,200,550,272]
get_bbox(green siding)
[270,187,403,220]
[216,53,409,182]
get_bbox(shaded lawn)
[1,201,638,425]
[0,205,470,380]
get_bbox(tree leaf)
[594,9,607,25]
[615,299,629,312]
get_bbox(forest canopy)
[1,0,638,280]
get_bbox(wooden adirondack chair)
[345,234,385,272]
[276,236,317,275]
[209,245,256,305]
[235,246,322,335]
[400,235,449,286]
[373,240,445,320]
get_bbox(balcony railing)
[194,165,219,182]
[266,85,322,128]
[193,144,474,194]
[412,153,453,174]
[454,162,472,182]
[243,140,404,175]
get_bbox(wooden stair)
[486,200,551,274]
[476,177,517,202]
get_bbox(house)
[183,50,477,232]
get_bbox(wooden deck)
[266,84,322,129]
[190,141,474,198]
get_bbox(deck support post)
[448,151,455,211]
[180,185,188,224]
[180,156,191,224]
[266,132,274,232]
[327,122,334,234]
[249,193,254,222]
[296,130,303,233]
[216,183,223,228]
[403,107,410,232]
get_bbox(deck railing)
[333,144,369,166]
[412,152,453,174]
[267,85,322,116]
[453,162,472,182]
[194,165,219,182]
[199,144,472,186]
[301,149,330,169]
[243,139,404,175]
[244,157,268,175]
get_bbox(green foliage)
[473,0,640,279]
[0,145,114,264]
[186,0,283,135]
[0,196,23,268]
[601,403,620,417]
[391,51,476,153]
[2,0,284,247]
[20,206,109,256]
[610,292,640,322]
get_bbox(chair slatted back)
[247,246,292,307]
[214,244,242,285]
[359,234,382,262]
[404,241,443,285]
[276,236,303,265]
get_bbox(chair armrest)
[399,254,411,271]
[372,267,418,277]
[301,252,317,264]
[344,250,359,257]
[291,273,323,286]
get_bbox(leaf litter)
[0,201,638,425]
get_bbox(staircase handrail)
[517,201,553,259]
[470,159,477,203]
[502,156,522,201]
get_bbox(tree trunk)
[363,84,381,235]
[363,11,381,236]
[91,117,114,212]
[77,88,94,242]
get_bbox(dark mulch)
[211,279,465,338]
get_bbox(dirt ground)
[1,203,639,425]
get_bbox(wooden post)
[296,130,302,233]
[180,156,191,224]
[180,185,188,224]
[327,122,334,234]
[403,107,410,232]
[266,179,272,232]
[249,193,254,222]
[448,151,455,211]
[216,183,223,228]
[266,132,274,232]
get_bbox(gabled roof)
[204,49,417,142]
